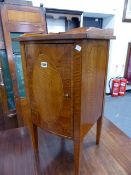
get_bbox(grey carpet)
[104,91,131,138]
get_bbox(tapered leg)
[30,123,38,152]
[96,116,103,145]
[74,140,82,175]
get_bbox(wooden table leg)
[74,140,82,175]
[96,116,103,145]
[30,124,38,152]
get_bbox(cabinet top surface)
[14,27,115,42]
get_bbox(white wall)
[32,0,116,14]
[32,0,131,93]
[105,0,131,92]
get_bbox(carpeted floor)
[104,91,131,138]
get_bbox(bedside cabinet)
[16,27,115,175]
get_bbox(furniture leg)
[96,116,103,145]
[74,140,82,175]
[30,123,38,152]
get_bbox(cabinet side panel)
[81,40,108,124]
[20,43,32,126]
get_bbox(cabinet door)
[25,43,73,137]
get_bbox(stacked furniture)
[0,0,47,128]
[0,1,83,129]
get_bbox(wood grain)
[16,27,115,42]
[0,3,47,126]
[25,43,74,137]
[72,41,82,175]
[124,42,131,83]
[19,28,114,175]
[0,118,131,175]
[8,10,42,23]
[81,40,108,124]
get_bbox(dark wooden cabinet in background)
[16,28,115,175]
[0,1,47,128]
[46,8,83,33]
[124,42,131,84]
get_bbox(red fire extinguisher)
[109,77,127,97]
[110,78,120,97]
[119,78,127,96]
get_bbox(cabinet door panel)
[25,44,73,137]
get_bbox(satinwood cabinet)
[16,27,115,175]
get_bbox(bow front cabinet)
[16,27,115,175]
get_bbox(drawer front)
[25,43,73,137]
